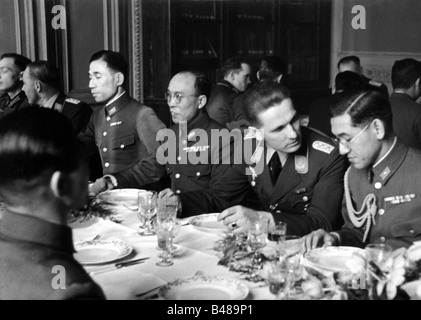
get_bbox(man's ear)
[50,171,73,206]
[115,72,124,86]
[373,119,386,140]
[197,95,207,109]
[34,80,42,93]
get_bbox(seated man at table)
[157,71,235,216]
[304,90,421,250]
[0,108,105,299]
[182,81,348,236]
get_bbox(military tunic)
[337,140,421,249]
[182,126,348,235]
[79,92,166,188]
[0,91,31,119]
[205,80,239,127]
[51,93,93,134]
[157,110,235,216]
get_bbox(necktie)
[269,152,282,185]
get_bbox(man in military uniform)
[206,56,251,128]
[183,82,348,236]
[304,90,421,250]
[0,53,32,118]
[80,50,166,194]
[338,55,389,97]
[157,71,234,216]
[22,60,92,134]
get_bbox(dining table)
[70,206,275,301]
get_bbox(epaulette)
[369,80,382,87]
[65,97,81,104]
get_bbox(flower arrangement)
[370,241,421,300]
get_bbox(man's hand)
[88,177,113,196]
[303,229,338,253]
[218,205,274,234]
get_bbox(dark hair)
[1,53,32,72]
[334,71,364,93]
[330,90,393,133]
[243,81,291,126]
[337,56,361,69]
[391,58,421,90]
[259,55,285,81]
[89,50,128,86]
[221,56,250,78]
[177,71,212,99]
[26,60,61,91]
[0,108,85,188]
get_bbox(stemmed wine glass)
[137,190,158,236]
[247,217,269,269]
[156,219,175,267]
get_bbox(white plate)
[97,189,147,207]
[74,239,133,265]
[159,276,249,300]
[304,246,366,273]
[189,213,227,233]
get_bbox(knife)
[88,257,150,275]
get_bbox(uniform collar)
[105,91,130,117]
[172,109,213,134]
[0,210,75,253]
[371,138,406,186]
[43,92,60,109]
[5,90,27,109]
[217,80,239,94]
[390,92,413,101]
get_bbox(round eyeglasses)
[165,91,198,104]
[334,122,371,148]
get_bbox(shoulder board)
[65,97,81,104]
[312,140,335,154]
[369,80,382,87]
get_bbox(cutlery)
[135,285,163,298]
[88,257,150,275]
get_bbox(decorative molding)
[110,0,119,51]
[23,0,36,58]
[39,0,48,59]
[103,0,109,49]
[131,0,143,102]
[14,0,21,53]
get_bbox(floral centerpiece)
[369,241,421,300]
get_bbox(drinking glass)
[269,221,287,258]
[247,217,269,269]
[365,243,393,299]
[267,260,288,300]
[156,220,175,267]
[157,197,178,224]
[138,191,158,236]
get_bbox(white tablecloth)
[70,210,272,300]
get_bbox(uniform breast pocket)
[289,188,312,213]
[390,218,421,239]
[110,134,135,150]
[183,164,212,178]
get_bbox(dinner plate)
[97,188,147,208]
[159,276,249,300]
[304,246,366,273]
[74,239,133,265]
[189,213,227,233]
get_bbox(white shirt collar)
[266,145,288,166]
[106,90,125,106]
[373,137,398,168]
[42,92,60,109]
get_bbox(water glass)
[267,260,288,300]
[138,190,158,236]
[157,197,178,224]
[365,243,393,299]
[156,220,175,267]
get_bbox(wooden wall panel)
[0,0,19,55]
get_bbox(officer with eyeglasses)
[157,71,236,216]
[304,90,421,250]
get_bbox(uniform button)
[196,172,200,177]
[409,229,415,235]
[120,144,125,149]
[378,209,385,215]
[104,162,110,168]
[103,148,107,152]
[275,210,281,214]
[103,132,107,136]
[251,181,256,187]
[269,204,276,210]
[175,173,180,179]
[302,196,309,202]
[177,156,182,161]
[374,182,382,189]
[106,117,111,121]
[379,236,386,243]
[175,190,181,194]
[182,140,187,145]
